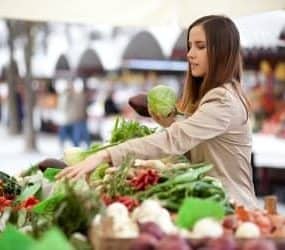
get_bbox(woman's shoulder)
[200,84,234,106]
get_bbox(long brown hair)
[178,15,250,119]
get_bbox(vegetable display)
[0,115,285,250]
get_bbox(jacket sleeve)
[107,87,234,166]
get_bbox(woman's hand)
[56,150,111,181]
[149,109,175,128]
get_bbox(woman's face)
[187,25,208,77]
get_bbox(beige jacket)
[107,83,257,208]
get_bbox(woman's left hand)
[149,110,175,128]
[56,150,110,181]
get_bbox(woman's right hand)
[56,150,110,181]
[149,109,176,128]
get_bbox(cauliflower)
[191,218,223,238]
[132,200,177,234]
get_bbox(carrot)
[235,206,251,221]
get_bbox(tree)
[23,22,36,151]
[23,21,49,151]
[5,20,21,134]
[6,19,49,151]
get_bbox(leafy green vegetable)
[43,168,61,182]
[107,155,135,197]
[89,162,109,183]
[110,117,156,144]
[0,225,35,250]
[17,209,28,228]
[30,227,73,250]
[160,162,208,179]
[51,183,101,236]
[135,163,231,212]
[17,183,41,202]
[137,164,213,199]
[147,85,177,117]
[176,197,225,229]
[78,117,155,161]
[33,194,66,214]
[70,233,92,250]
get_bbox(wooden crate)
[93,238,133,250]
[91,237,285,250]
[89,217,134,250]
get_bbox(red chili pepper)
[21,196,39,210]
[0,196,12,212]
[116,196,139,211]
[101,194,139,211]
[130,169,159,191]
[101,194,113,206]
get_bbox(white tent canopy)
[0,0,284,27]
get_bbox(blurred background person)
[104,89,120,117]
[71,78,90,147]
[55,80,75,149]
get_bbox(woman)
[57,15,257,208]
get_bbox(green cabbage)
[147,85,177,117]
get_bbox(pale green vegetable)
[52,178,89,196]
[147,85,177,117]
[63,147,85,165]
[89,162,109,183]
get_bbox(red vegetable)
[101,194,113,206]
[236,206,252,222]
[21,196,39,210]
[138,222,165,240]
[116,196,139,211]
[130,169,159,191]
[156,235,191,250]
[207,236,237,250]
[130,233,158,250]
[0,196,11,212]
[223,215,238,230]
[254,213,272,235]
[101,194,139,211]
[242,239,276,250]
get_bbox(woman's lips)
[190,63,198,69]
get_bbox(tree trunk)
[23,22,37,151]
[6,20,21,134]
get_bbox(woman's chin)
[191,69,206,78]
[191,72,203,77]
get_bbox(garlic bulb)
[235,222,260,238]
[192,218,223,238]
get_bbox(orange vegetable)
[235,206,251,221]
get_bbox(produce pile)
[90,156,231,213]
[0,113,284,249]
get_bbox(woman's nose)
[187,49,194,60]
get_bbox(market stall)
[0,119,284,249]
[1,90,285,249]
